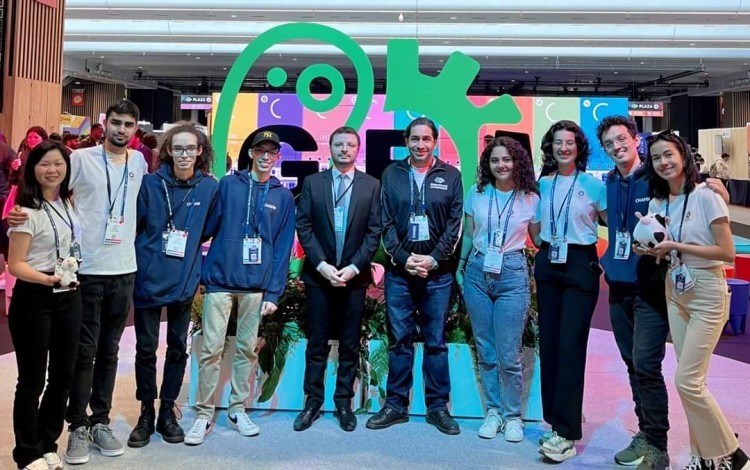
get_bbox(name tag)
[483,249,504,274]
[614,230,631,260]
[243,237,262,265]
[409,215,430,242]
[334,206,345,232]
[70,241,82,261]
[104,216,125,245]
[549,238,568,264]
[671,265,694,295]
[166,229,188,258]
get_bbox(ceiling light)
[100,55,104,58]
[444,41,450,44]
[613,71,619,74]
[640,61,645,64]
[690,43,696,46]
[524,70,529,74]
[230,14,237,18]
[196,56,200,59]
[450,16,457,20]
[223,67,227,70]
[398,12,403,22]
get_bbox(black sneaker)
[127,402,155,448]
[156,401,185,444]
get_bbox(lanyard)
[244,180,270,238]
[550,170,579,240]
[665,191,691,243]
[101,147,129,218]
[409,168,428,216]
[613,171,637,232]
[42,200,73,260]
[333,173,354,207]
[487,188,517,248]
[162,180,197,231]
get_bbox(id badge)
[492,230,504,248]
[70,241,82,261]
[409,215,430,242]
[669,249,680,270]
[334,206,345,232]
[53,258,77,294]
[483,248,504,274]
[549,238,568,264]
[161,231,169,253]
[671,265,694,295]
[104,216,124,245]
[165,230,188,258]
[614,230,631,260]
[243,237,262,265]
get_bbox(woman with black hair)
[530,120,607,463]
[457,136,539,443]
[7,140,81,470]
[642,131,748,470]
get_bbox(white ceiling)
[62,1,750,98]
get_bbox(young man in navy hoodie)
[128,122,219,448]
[184,130,295,446]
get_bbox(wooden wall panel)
[723,92,750,128]
[61,83,126,124]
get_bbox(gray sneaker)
[91,423,124,457]
[636,445,670,470]
[615,431,648,466]
[64,426,91,465]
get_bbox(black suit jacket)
[296,169,382,288]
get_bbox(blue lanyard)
[244,179,270,238]
[101,147,129,218]
[42,200,74,260]
[613,171,637,232]
[665,192,691,243]
[162,180,197,231]
[550,170,579,240]
[409,168,428,216]
[487,188,517,248]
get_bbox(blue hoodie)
[201,170,295,304]
[134,164,219,308]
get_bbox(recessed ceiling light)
[511,79,516,83]
[524,70,529,74]
[450,16,457,20]
[196,56,200,59]
[100,55,105,58]
[186,53,191,56]
[543,57,548,60]
[689,42,696,46]
[613,71,619,74]
[74,81,81,85]
[443,41,450,44]
[292,58,298,61]
[640,61,645,65]
[438,59,444,62]
[744,62,749,66]
[230,14,237,18]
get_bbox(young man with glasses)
[184,130,295,445]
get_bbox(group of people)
[5,98,748,470]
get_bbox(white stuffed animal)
[56,256,79,288]
[632,212,669,249]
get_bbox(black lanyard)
[42,200,74,260]
[487,188,516,248]
[550,171,579,240]
[244,180,270,238]
[613,171,637,232]
[409,167,429,216]
[665,191,691,243]
[101,147,129,218]
[162,180,197,231]
[333,173,354,207]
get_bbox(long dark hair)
[645,130,697,200]
[477,136,538,194]
[157,122,214,173]
[16,141,73,209]
[404,117,439,140]
[540,120,591,171]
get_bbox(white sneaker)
[539,432,577,462]
[538,429,554,445]
[478,409,502,439]
[23,458,48,470]
[228,410,260,436]
[502,417,525,443]
[184,419,211,446]
[43,452,62,470]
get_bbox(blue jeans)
[463,250,529,419]
[384,270,454,414]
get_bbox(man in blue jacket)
[128,123,219,448]
[184,130,295,446]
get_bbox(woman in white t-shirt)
[456,136,540,443]
[530,120,607,463]
[643,131,748,470]
[7,140,82,470]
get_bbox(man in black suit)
[294,126,382,432]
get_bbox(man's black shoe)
[156,401,185,443]
[365,407,408,430]
[128,401,155,447]
[426,409,460,435]
[293,405,321,431]
[334,406,357,432]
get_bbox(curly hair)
[157,122,214,173]
[477,136,538,194]
[540,120,591,171]
[645,131,697,200]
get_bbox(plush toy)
[632,212,669,248]
[55,256,79,288]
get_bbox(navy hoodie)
[201,170,295,304]
[134,164,219,308]
[600,164,666,293]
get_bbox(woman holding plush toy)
[643,130,748,470]
[7,140,82,470]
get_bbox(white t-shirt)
[70,145,148,275]
[536,171,607,245]
[464,184,539,253]
[647,183,729,268]
[8,200,81,272]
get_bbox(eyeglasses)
[645,129,678,146]
[171,145,200,156]
[252,147,280,158]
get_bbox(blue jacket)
[134,164,219,308]
[201,170,295,304]
[601,164,665,292]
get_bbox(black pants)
[534,243,601,440]
[302,284,366,408]
[66,273,135,429]
[9,280,81,468]
[134,301,192,402]
[609,287,670,451]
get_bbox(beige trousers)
[666,265,738,459]
[195,291,263,420]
